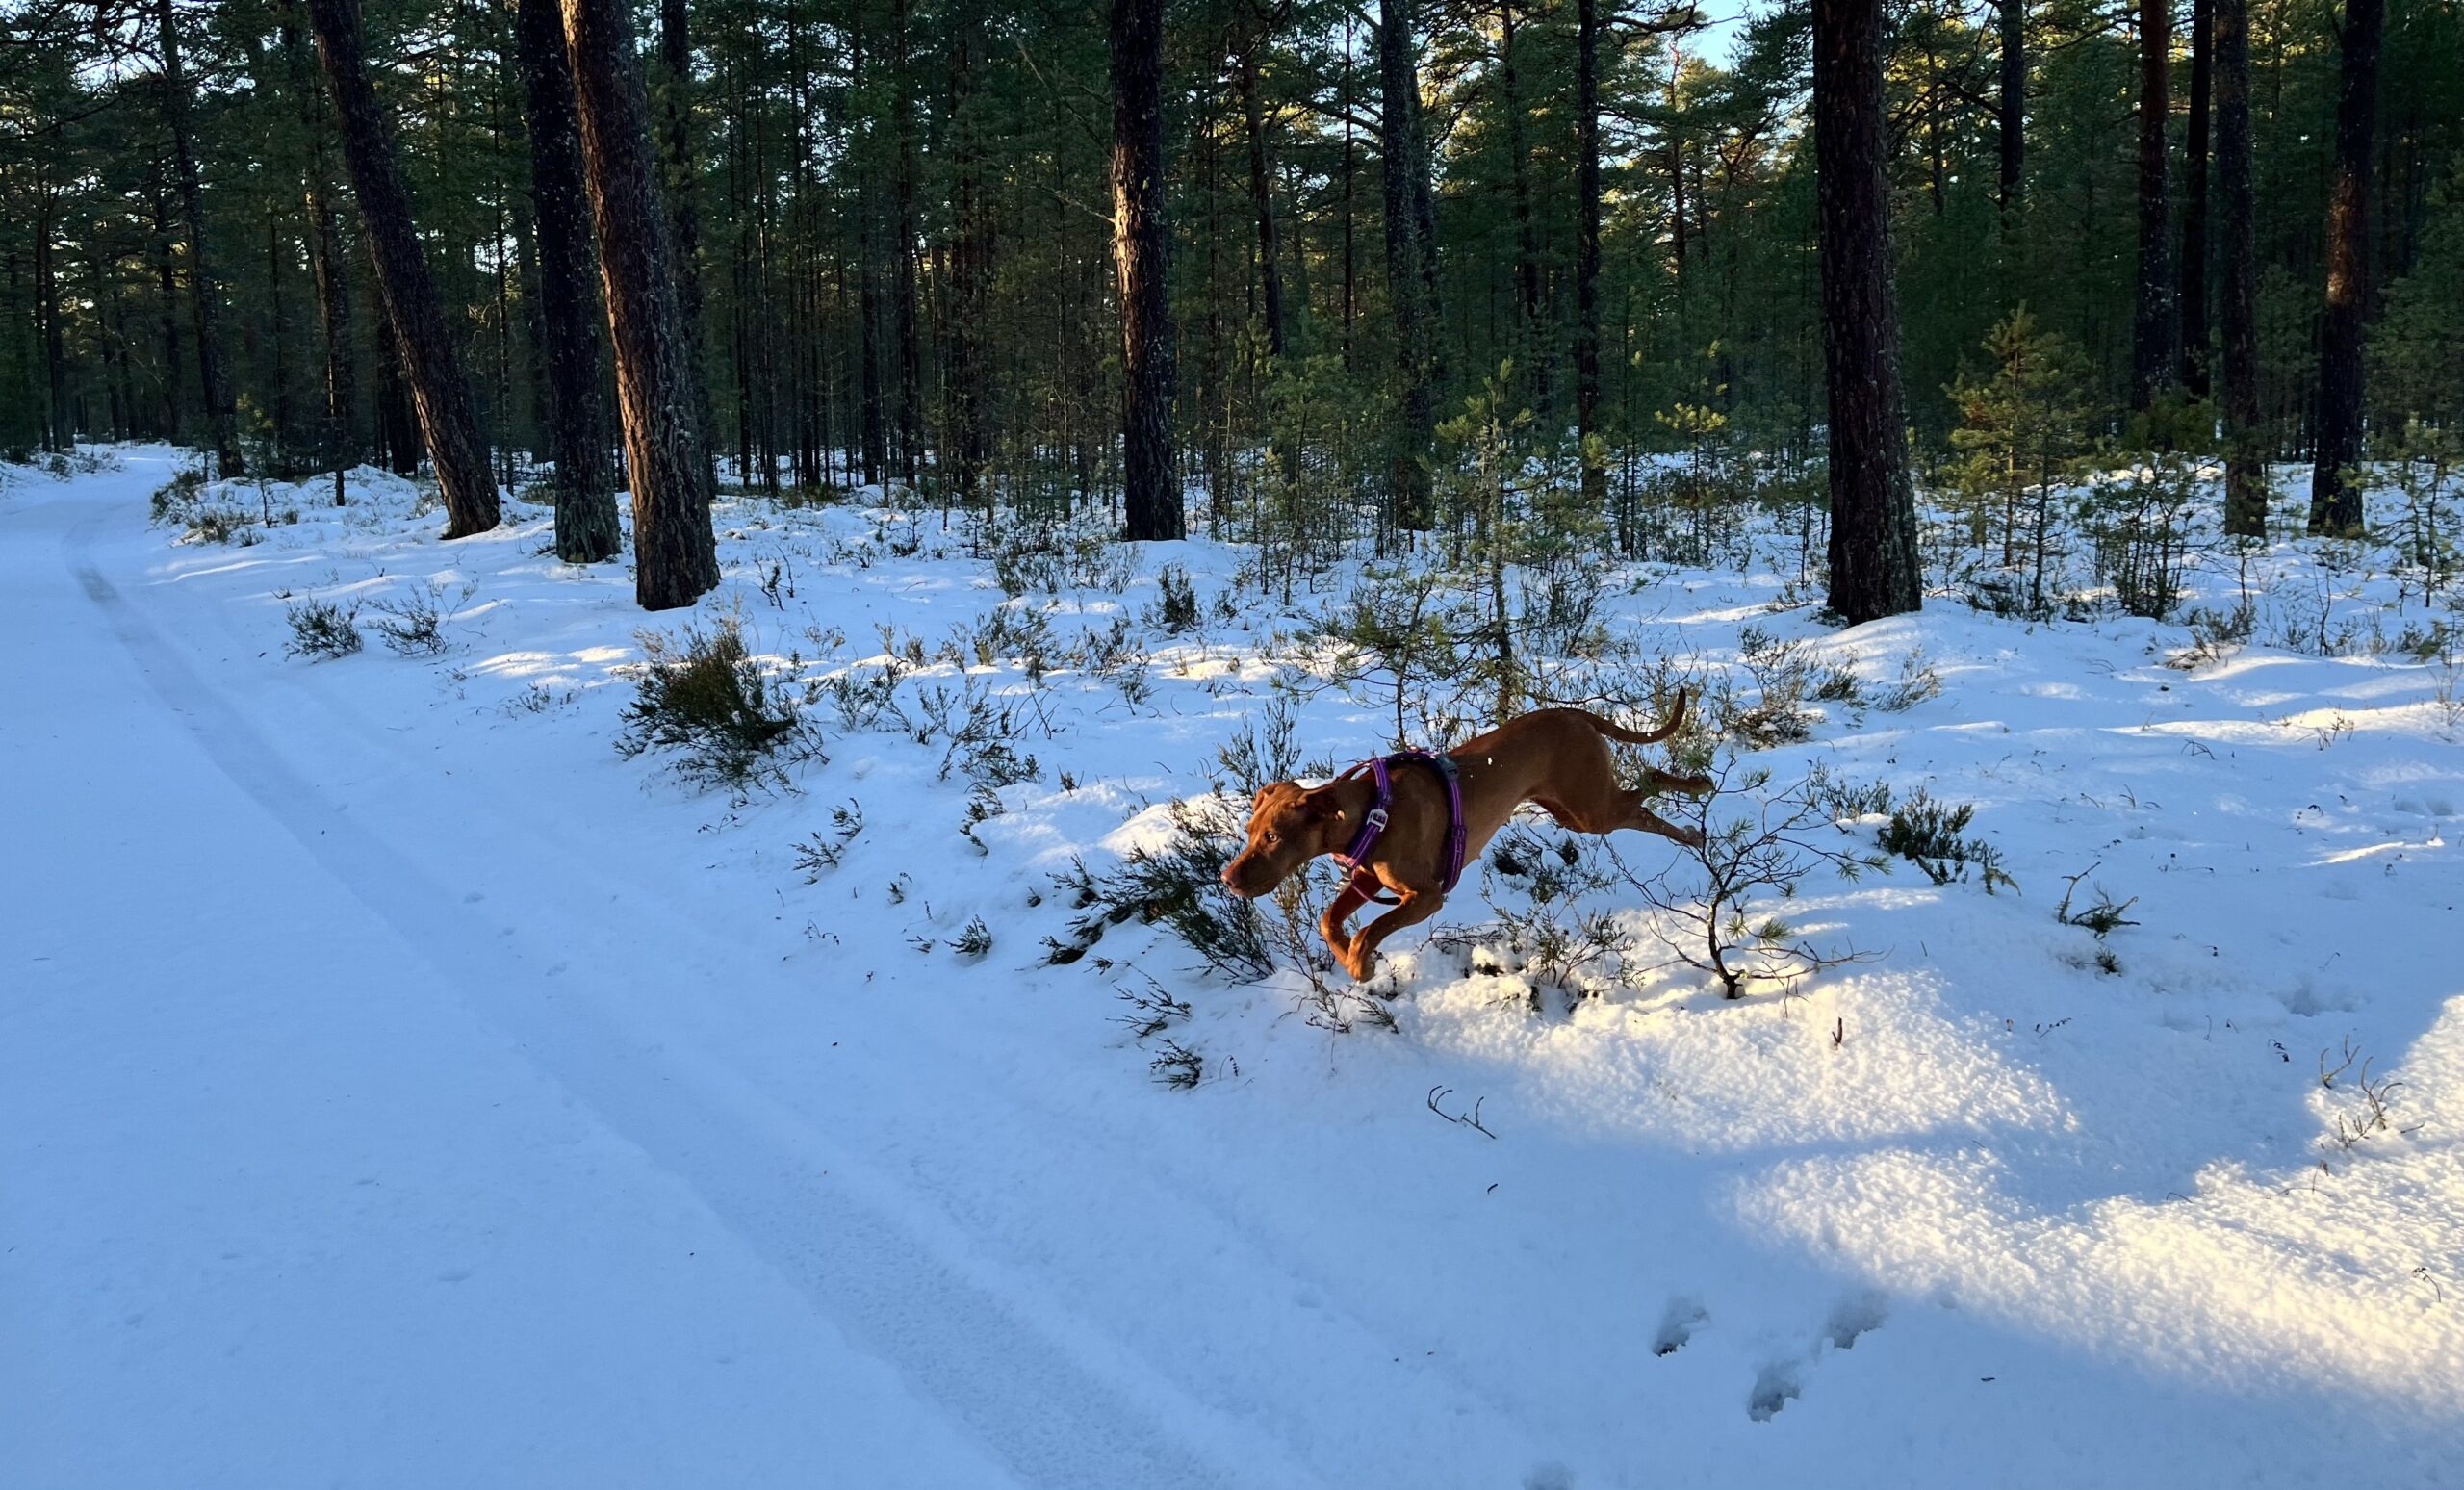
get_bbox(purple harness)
[1331,750,1468,903]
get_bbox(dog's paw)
[1341,947,1382,983]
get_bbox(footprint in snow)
[1824,1293,1888,1350]
[1746,1360,1801,1422]
[1653,1297,1708,1357]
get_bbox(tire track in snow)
[93,498,1570,1486]
[61,499,1321,1490]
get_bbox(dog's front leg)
[1318,879,1372,967]
[1341,890,1443,983]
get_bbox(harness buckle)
[1362,806,1389,832]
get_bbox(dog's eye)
[1263,832,1280,847]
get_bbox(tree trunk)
[1236,18,1287,361]
[945,11,991,502]
[889,0,922,485]
[515,0,622,561]
[1111,0,1181,540]
[282,13,356,504]
[563,0,720,608]
[2180,0,2213,396]
[36,172,67,452]
[1575,0,1604,505]
[2216,0,2263,536]
[657,0,719,496]
[150,186,184,443]
[2130,0,2176,411]
[2307,0,2383,537]
[1811,0,1920,624]
[1998,0,2025,213]
[373,308,424,476]
[1378,0,1441,531]
[1498,1,1544,395]
[156,0,243,475]
[305,0,500,537]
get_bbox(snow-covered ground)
[5,445,2459,1488]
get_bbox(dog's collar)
[1331,750,1467,900]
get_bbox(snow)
[4,446,2459,1488]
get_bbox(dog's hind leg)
[1619,794,1706,850]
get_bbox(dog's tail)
[1585,688,1689,746]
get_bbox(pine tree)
[1112,0,1181,540]
[2130,0,2177,411]
[1812,0,1921,623]
[2215,0,2265,537]
[513,0,620,562]
[303,0,500,538]
[563,0,720,607]
[2309,0,2386,537]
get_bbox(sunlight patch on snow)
[1409,968,2070,1152]
[1737,994,2464,1413]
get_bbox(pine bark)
[1811,0,1920,623]
[2307,0,2383,537]
[2130,0,2177,411]
[372,309,424,476]
[1111,0,1181,540]
[149,186,184,442]
[1499,1,1544,391]
[889,0,922,485]
[514,0,621,561]
[282,13,356,504]
[2216,0,2264,536]
[1575,0,1604,504]
[156,0,243,475]
[305,0,500,537]
[2181,0,2213,396]
[563,0,719,608]
[1998,0,2025,212]
[944,13,991,501]
[657,0,719,496]
[1236,18,1287,361]
[1377,0,1442,530]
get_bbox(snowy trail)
[0,465,1300,1489]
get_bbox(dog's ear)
[1300,785,1348,823]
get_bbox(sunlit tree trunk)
[1111,0,1181,539]
[563,0,720,607]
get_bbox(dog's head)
[1220,781,1351,898]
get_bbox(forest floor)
[6,445,2462,1489]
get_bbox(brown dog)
[1221,695,1710,982]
